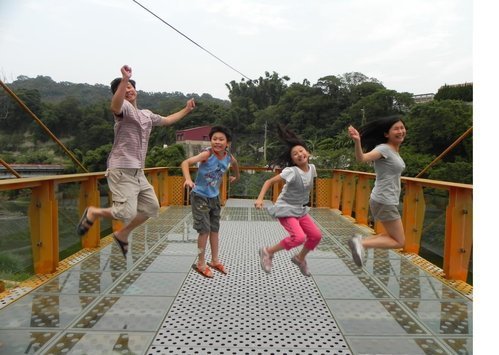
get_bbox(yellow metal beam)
[444,187,473,281]
[402,183,426,253]
[330,172,342,210]
[28,180,58,274]
[354,175,371,225]
[341,173,355,218]
[79,177,100,248]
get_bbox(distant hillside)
[6,75,230,108]
[7,75,111,106]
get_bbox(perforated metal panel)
[148,211,352,354]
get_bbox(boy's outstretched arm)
[181,150,210,189]
[229,155,240,183]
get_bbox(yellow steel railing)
[0,167,472,282]
[0,168,177,274]
[315,169,472,282]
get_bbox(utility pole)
[263,121,267,164]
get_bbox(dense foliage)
[0,73,472,183]
[434,83,473,102]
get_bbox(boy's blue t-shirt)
[193,149,231,198]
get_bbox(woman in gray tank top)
[346,115,407,267]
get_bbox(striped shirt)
[107,100,163,169]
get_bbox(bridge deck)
[0,199,472,354]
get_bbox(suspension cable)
[415,126,473,178]
[131,0,253,82]
[0,80,89,173]
[0,158,22,178]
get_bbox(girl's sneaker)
[259,247,273,273]
[348,234,364,267]
[291,255,311,276]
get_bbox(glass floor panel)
[0,200,472,354]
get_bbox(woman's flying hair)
[359,114,406,152]
[269,124,309,168]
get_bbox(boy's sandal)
[207,262,227,275]
[192,264,214,278]
[76,207,94,236]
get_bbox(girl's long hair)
[359,114,405,151]
[269,124,309,168]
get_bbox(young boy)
[181,126,239,278]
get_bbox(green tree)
[329,90,414,136]
[83,144,112,172]
[0,88,42,132]
[145,144,186,168]
[399,146,435,177]
[16,150,54,164]
[227,71,289,110]
[405,100,472,160]
[427,160,472,184]
[73,101,114,152]
[434,83,473,102]
[31,96,84,142]
[313,147,353,170]
[226,72,290,137]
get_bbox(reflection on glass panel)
[57,182,82,259]
[58,181,113,261]
[0,189,33,280]
[420,188,448,265]
[418,188,473,285]
[0,180,116,282]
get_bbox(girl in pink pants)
[255,124,322,276]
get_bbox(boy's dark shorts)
[190,191,221,233]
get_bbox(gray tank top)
[371,144,405,205]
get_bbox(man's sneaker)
[348,234,364,267]
[291,255,311,277]
[259,247,273,273]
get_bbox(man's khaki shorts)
[107,168,159,224]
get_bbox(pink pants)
[278,214,322,251]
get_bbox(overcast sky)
[1,0,473,100]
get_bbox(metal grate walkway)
[0,199,472,354]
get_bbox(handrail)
[0,166,472,282]
[315,169,472,282]
[333,169,473,190]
